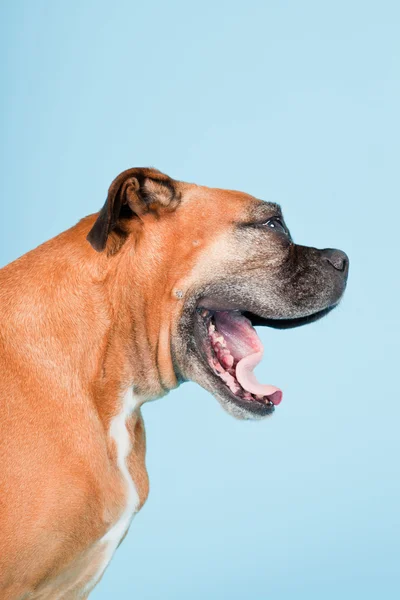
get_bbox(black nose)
[322,248,349,272]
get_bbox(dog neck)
[1,215,179,421]
[96,234,179,398]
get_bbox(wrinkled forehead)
[177,181,281,226]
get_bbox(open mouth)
[196,308,283,417]
[190,302,336,419]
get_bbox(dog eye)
[264,217,288,234]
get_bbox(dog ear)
[87,167,179,252]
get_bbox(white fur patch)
[84,389,140,593]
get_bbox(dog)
[0,168,348,598]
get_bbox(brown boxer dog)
[0,168,348,598]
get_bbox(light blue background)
[1,1,399,598]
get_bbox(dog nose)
[322,248,349,272]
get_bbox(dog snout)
[322,248,349,273]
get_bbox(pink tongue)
[236,351,282,403]
[214,312,282,405]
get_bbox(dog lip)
[243,305,337,330]
[207,365,276,416]
[197,300,338,330]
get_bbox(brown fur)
[0,173,260,598]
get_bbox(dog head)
[88,168,349,418]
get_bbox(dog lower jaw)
[191,309,278,419]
